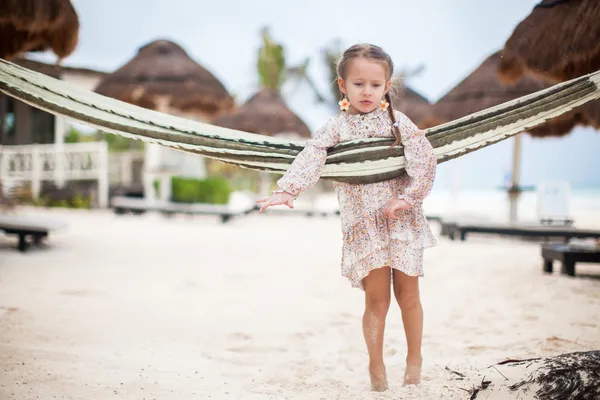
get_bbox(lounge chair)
[542,241,600,276]
[0,213,67,252]
[439,181,589,241]
[536,181,574,226]
[443,221,600,242]
[111,195,257,223]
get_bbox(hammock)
[1,59,599,184]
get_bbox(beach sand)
[1,205,599,399]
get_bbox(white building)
[0,58,142,208]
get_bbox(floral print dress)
[276,108,437,290]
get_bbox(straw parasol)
[212,88,311,195]
[390,85,431,129]
[212,88,311,138]
[94,40,234,120]
[498,0,600,84]
[421,52,548,129]
[420,51,599,138]
[421,50,599,222]
[94,39,235,199]
[0,0,79,60]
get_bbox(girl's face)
[338,57,392,115]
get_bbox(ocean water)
[293,183,599,224]
[423,186,600,223]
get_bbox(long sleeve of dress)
[276,116,341,198]
[394,111,437,207]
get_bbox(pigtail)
[385,92,402,147]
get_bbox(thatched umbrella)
[498,0,600,84]
[94,40,234,120]
[421,52,549,129]
[213,88,311,138]
[213,88,311,195]
[421,51,598,222]
[421,51,599,138]
[94,39,235,201]
[391,85,431,128]
[0,0,79,60]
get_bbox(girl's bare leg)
[362,266,391,392]
[392,269,423,385]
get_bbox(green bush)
[37,193,91,209]
[171,176,231,204]
[64,128,81,143]
[152,176,232,204]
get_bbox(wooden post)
[258,171,271,197]
[54,116,67,188]
[0,94,6,144]
[159,173,171,202]
[143,143,160,203]
[31,145,41,200]
[97,142,109,208]
[0,146,8,192]
[121,152,133,186]
[508,134,522,223]
[450,161,462,218]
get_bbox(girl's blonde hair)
[337,43,402,146]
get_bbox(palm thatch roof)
[0,0,79,60]
[421,51,599,138]
[94,40,234,119]
[212,88,311,138]
[390,85,431,128]
[498,0,600,83]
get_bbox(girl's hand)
[256,191,295,213]
[383,198,412,219]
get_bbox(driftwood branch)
[495,357,541,366]
[445,366,466,379]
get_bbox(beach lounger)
[542,242,600,276]
[537,181,574,226]
[444,221,600,242]
[0,214,67,252]
[111,196,257,223]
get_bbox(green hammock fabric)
[0,59,599,184]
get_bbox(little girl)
[256,43,437,392]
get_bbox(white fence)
[0,142,109,208]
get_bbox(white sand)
[1,206,599,399]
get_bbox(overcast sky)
[33,0,599,190]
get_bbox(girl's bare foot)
[369,363,389,392]
[403,358,422,386]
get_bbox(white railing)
[0,142,109,208]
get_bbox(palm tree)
[257,26,326,103]
[321,38,343,110]
[254,27,330,195]
[257,27,286,91]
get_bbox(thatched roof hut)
[94,40,234,119]
[498,0,600,83]
[421,51,599,138]
[0,0,79,60]
[390,85,431,128]
[212,89,311,138]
